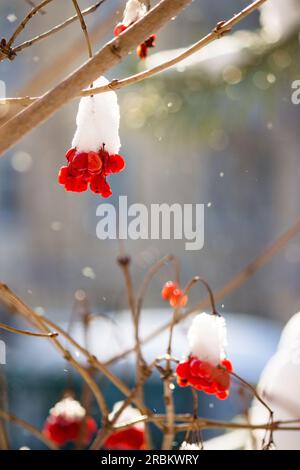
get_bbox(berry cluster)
[176,356,233,400]
[161,281,188,308]
[58,147,125,197]
[114,23,156,60]
[43,397,97,446]
[104,427,145,450]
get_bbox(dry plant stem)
[72,0,93,59]
[38,314,151,419]
[231,369,274,445]
[0,322,58,338]
[0,0,193,155]
[184,276,219,315]
[91,379,151,450]
[13,1,106,54]
[162,377,175,450]
[105,217,300,366]
[7,0,54,49]
[1,0,267,107]
[118,258,152,449]
[25,0,47,14]
[0,284,108,418]
[0,409,59,450]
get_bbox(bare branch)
[0,0,193,156]
[13,1,106,55]
[71,0,93,59]
[1,0,267,109]
[0,409,59,450]
[0,322,58,338]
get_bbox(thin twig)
[13,1,106,55]
[0,409,59,450]
[0,0,267,108]
[0,322,58,338]
[0,284,108,419]
[7,0,54,49]
[0,0,196,154]
[72,0,93,59]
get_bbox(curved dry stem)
[0,409,59,450]
[0,322,58,338]
[184,276,219,315]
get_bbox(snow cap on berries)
[71,76,121,155]
[187,312,227,366]
[108,401,144,431]
[49,397,86,421]
[123,0,147,27]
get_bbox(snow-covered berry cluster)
[104,401,145,450]
[58,76,125,197]
[43,397,97,446]
[176,312,233,400]
[114,0,156,60]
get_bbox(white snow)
[123,0,147,27]
[50,397,86,421]
[250,312,300,450]
[72,76,121,155]
[108,401,145,431]
[187,312,227,366]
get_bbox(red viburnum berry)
[161,281,188,308]
[104,401,145,450]
[114,23,127,37]
[43,397,97,446]
[176,354,232,400]
[58,147,125,197]
[115,2,156,61]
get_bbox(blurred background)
[0,0,300,449]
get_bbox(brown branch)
[72,0,93,59]
[0,0,267,108]
[0,0,194,156]
[0,322,58,338]
[13,1,106,55]
[0,409,59,450]
[6,0,54,49]
[105,217,300,366]
[0,284,108,419]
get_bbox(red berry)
[137,43,148,60]
[170,289,188,308]
[65,148,76,162]
[65,176,88,193]
[58,166,69,184]
[189,359,202,377]
[114,23,127,37]
[104,427,145,450]
[221,359,233,373]
[90,174,112,198]
[70,152,88,176]
[88,151,102,174]
[176,360,190,380]
[216,390,229,400]
[161,281,177,301]
[198,362,213,379]
[107,154,125,174]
